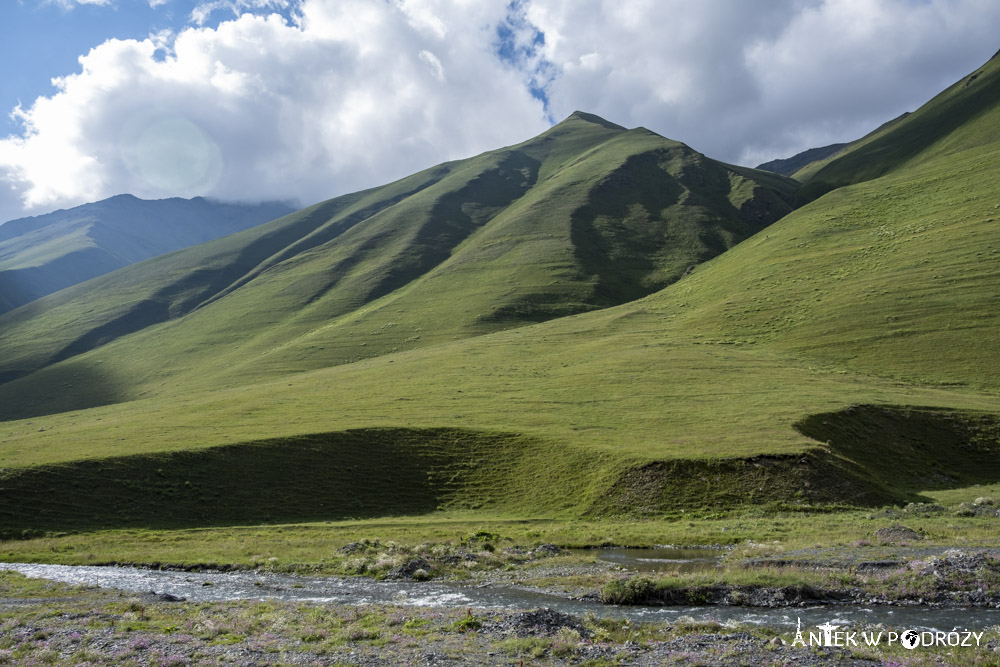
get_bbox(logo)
[901,629,920,650]
[790,618,983,650]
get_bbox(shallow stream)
[3,557,999,633]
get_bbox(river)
[3,552,999,633]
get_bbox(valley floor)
[1,577,892,666]
[4,481,1000,664]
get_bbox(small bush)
[598,577,657,604]
[451,611,482,633]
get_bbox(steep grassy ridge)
[654,127,1000,389]
[797,50,1000,198]
[0,112,796,420]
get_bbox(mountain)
[2,49,1000,532]
[754,112,913,182]
[755,142,848,177]
[797,49,1000,201]
[0,111,797,418]
[0,195,295,314]
[654,49,1000,392]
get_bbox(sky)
[0,0,997,223]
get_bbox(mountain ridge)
[0,195,295,314]
[0,111,798,418]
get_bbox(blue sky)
[0,0,997,222]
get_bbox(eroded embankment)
[590,405,1000,515]
[796,405,1000,501]
[2,406,999,536]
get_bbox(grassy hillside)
[656,124,1000,389]
[796,50,1000,199]
[0,112,797,420]
[1,54,1000,534]
[0,196,293,314]
[5,406,1000,537]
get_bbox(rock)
[506,608,592,638]
[956,501,1000,517]
[387,558,431,580]
[338,542,367,554]
[533,544,562,557]
[874,524,923,543]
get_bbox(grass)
[6,404,997,537]
[0,428,622,536]
[597,555,1000,606]
[4,476,1000,572]
[658,141,1000,389]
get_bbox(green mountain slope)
[788,113,912,183]
[797,50,1000,200]
[2,52,1000,530]
[0,112,796,419]
[0,195,294,314]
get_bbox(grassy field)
[3,405,997,538]
[3,479,1000,573]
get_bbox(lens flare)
[122,112,222,196]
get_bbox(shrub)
[598,577,657,605]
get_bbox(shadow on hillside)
[5,407,998,538]
[0,360,123,422]
[0,428,545,538]
[794,404,1000,503]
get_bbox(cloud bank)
[0,1,549,220]
[1,0,998,221]
[528,0,1000,166]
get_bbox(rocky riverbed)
[5,542,1000,665]
[0,573,931,665]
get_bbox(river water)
[578,546,723,573]
[3,553,999,633]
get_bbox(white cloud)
[0,1,548,220]
[1,0,998,222]
[525,0,1000,165]
[190,0,293,26]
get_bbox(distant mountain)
[0,195,295,314]
[0,111,797,417]
[796,50,1000,202]
[755,143,848,177]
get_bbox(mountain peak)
[560,111,626,131]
